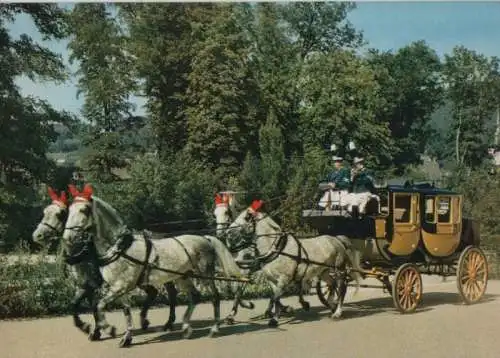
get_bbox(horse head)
[32,186,69,248]
[63,183,95,253]
[224,199,267,251]
[213,192,236,237]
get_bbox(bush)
[0,251,298,319]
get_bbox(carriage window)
[394,194,411,223]
[437,197,451,223]
[425,196,435,223]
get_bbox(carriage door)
[389,193,421,256]
[436,195,462,236]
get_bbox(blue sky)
[7,2,500,116]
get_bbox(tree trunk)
[455,110,462,164]
[495,105,500,147]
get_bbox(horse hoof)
[208,327,219,338]
[119,335,132,348]
[248,302,255,310]
[88,330,101,341]
[330,312,342,320]
[225,316,235,325]
[182,325,193,339]
[109,326,117,338]
[163,320,174,332]
[141,319,150,331]
[268,318,279,328]
[301,301,311,312]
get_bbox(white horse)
[62,184,244,347]
[213,193,299,322]
[32,186,178,337]
[224,199,362,327]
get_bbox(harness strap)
[172,237,197,271]
[135,237,153,287]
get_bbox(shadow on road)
[131,319,277,347]
[126,291,498,347]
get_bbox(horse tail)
[337,235,362,296]
[206,236,242,278]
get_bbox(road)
[1,276,499,358]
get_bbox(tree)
[119,3,200,157]
[0,4,72,248]
[366,41,444,173]
[185,4,258,175]
[259,109,286,204]
[299,50,393,168]
[67,3,137,182]
[281,2,363,58]
[443,46,500,167]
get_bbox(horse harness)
[237,213,348,284]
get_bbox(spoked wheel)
[316,278,338,309]
[457,246,488,304]
[392,263,423,314]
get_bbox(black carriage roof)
[385,182,459,196]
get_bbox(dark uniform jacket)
[325,167,351,191]
[351,168,375,193]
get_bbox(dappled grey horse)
[32,186,178,337]
[224,199,362,327]
[214,193,296,322]
[62,184,244,347]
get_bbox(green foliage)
[119,3,198,156]
[443,46,500,167]
[259,110,286,208]
[367,41,444,173]
[299,50,393,167]
[68,3,136,132]
[0,4,73,248]
[185,4,259,173]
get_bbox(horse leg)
[207,280,222,338]
[331,273,348,320]
[163,282,178,331]
[119,303,134,348]
[236,282,255,310]
[139,285,158,331]
[225,281,253,324]
[91,286,128,344]
[298,282,311,312]
[71,286,92,335]
[268,279,287,327]
[177,279,200,339]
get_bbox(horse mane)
[258,213,282,233]
[91,195,131,255]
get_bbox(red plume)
[81,183,93,200]
[59,191,68,206]
[48,187,68,207]
[68,183,93,201]
[47,186,59,202]
[250,199,263,212]
[68,184,80,198]
[215,193,223,205]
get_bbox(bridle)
[62,199,97,265]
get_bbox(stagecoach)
[302,181,488,313]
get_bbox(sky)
[6,1,500,117]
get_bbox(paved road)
[2,276,499,358]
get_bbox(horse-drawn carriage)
[302,181,488,313]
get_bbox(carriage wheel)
[316,278,338,309]
[457,246,488,305]
[392,263,422,314]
